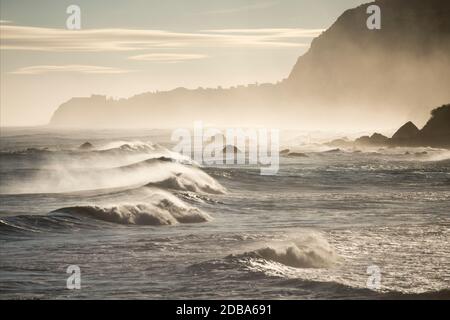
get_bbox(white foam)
[96,140,156,152]
[53,193,212,226]
[1,154,225,194]
[242,232,338,269]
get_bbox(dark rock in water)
[280,149,290,155]
[416,104,450,148]
[405,151,410,155]
[333,105,449,149]
[392,121,420,141]
[355,136,370,144]
[415,151,428,156]
[323,148,341,153]
[387,104,450,148]
[371,133,389,144]
[355,133,389,146]
[79,142,94,150]
[222,145,241,154]
[322,104,449,150]
[155,156,174,162]
[287,152,308,158]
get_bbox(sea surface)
[0,128,449,299]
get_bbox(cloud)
[11,65,130,75]
[197,1,278,15]
[205,28,325,38]
[0,24,319,52]
[128,53,207,62]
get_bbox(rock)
[355,133,389,146]
[79,142,94,150]
[280,149,290,155]
[388,104,450,148]
[392,121,420,140]
[323,148,341,153]
[416,104,450,148]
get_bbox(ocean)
[0,128,449,299]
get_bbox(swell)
[0,214,96,236]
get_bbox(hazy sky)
[0,0,368,126]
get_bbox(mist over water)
[0,128,449,299]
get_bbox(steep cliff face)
[417,104,450,147]
[49,0,450,128]
[286,0,450,116]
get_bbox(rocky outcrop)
[355,133,389,146]
[79,142,94,150]
[392,122,420,140]
[416,104,450,147]
[390,121,421,145]
[326,104,450,149]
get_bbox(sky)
[0,0,368,126]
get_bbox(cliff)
[416,104,450,148]
[50,0,450,128]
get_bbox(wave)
[96,140,157,152]
[240,245,335,269]
[233,234,338,269]
[51,189,212,226]
[52,200,211,226]
[146,174,225,194]
[0,140,175,173]
[112,157,225,194]
[0,152,225,195]
[188,232,339,276]
[116,155,193,169]
[0,140,159,155]
[0,188,212,235]
[188,253,450,299]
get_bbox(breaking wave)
[0,153,225,195]
[146,174,225,194]
[188,232,341,274]
[244,244,336,269]
[236,234,338,269]
[96,140,157,152]
[0,188,212,235]
[53,200,211,226]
